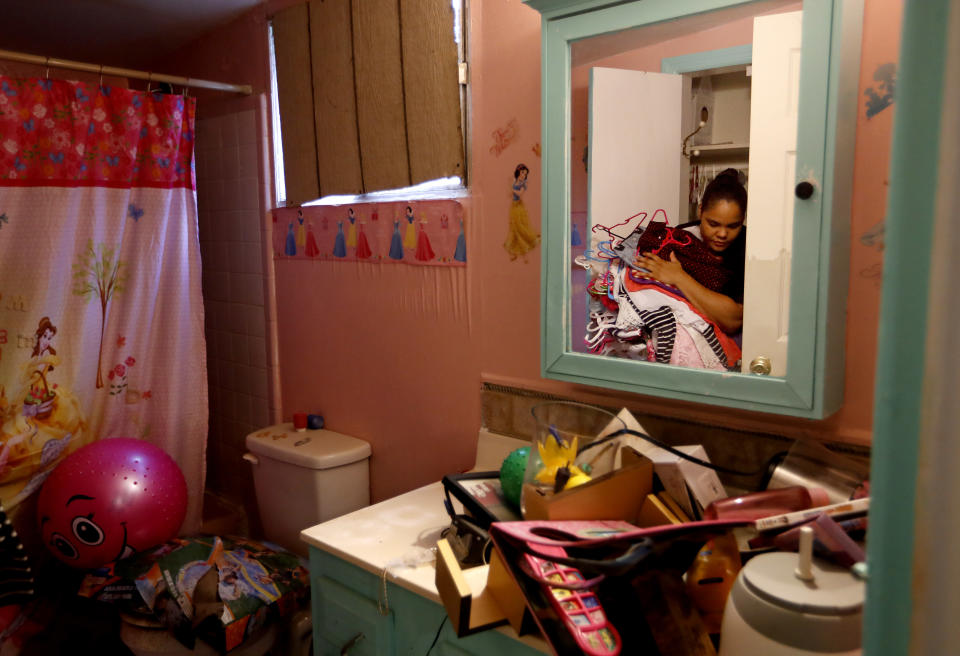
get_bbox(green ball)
[499,446,530,510]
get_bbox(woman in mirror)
[635,168,746,335]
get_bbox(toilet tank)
[245,424,371,556]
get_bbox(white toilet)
[243,422,372,558]
[121,423,371,656]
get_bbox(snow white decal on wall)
[504,163,540,261]
[272,199,465,266]
[864,63,895,118]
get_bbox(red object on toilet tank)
[36,437,187,569]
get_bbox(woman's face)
[518,168,528,182]
[699,199,744,253]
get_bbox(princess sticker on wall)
[296,209,306,251]
[504,163,540,261]
[285,221,296,256]
[333,220,346,258]
[414,214,435,262]
[389,213,404,260]
[355,215,372,260]
[304,220,320,257]
[403,205,417,250]
[438,214,451,262]
[865,62,895,119]
[346,208,357,249]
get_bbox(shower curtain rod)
[0,48,252,95]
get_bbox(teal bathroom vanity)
[301,434,547,655]
[527,0,864,418]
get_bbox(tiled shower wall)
[195,108,274,530]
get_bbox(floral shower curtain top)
[0,76,207,534]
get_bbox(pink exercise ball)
[37,437,187,569]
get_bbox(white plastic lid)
[741,552,864,615]
[245,423,371,470]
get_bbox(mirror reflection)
[570,1,802,377]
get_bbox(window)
[269,0,467,206]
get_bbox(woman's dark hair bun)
[701,167,747,216]
[717,167,742,183]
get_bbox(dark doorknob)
[795,181,814,199]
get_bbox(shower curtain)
[0,76,207,534]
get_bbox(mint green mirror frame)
[528,0,863,418]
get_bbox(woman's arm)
[635,251,743,334]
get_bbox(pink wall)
[159,0,901,504]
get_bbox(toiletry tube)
[754,497,869,532]
[772,514,866,567]
[747,515,867,549]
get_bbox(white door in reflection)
[588,67,683,245]
[742,11,803,376]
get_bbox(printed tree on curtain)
[72,240,126,389]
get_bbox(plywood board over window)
[272,0,465,201]
[353,0,410,191]
[401,0,465,184]
[309,0,363,195]
[271,3,320,204]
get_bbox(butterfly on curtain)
[128,204,144,221]
[49,152,64,164]
[1,80,16,96]
[37,79,53,91]
[105,155,120,166]
[13,157,26,171]
[22,119,34,132]
[75,87,89,102]
[156,157,170,168]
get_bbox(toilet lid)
[246,423,371,469]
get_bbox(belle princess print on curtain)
[271,199,465,266]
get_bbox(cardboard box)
[520,448,653,522]
[435,538,508,637]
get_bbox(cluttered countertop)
[301,406,871,655]
[300,429,552,652]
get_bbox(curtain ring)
[146,71,153,93]
[98,64,104,88]
[44,56,50,79]
[183,78,191,97]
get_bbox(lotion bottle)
[702,485,830,521]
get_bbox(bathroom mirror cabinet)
[525,0,863,418]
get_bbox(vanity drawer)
[313,574,395,656]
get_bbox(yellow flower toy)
[535,427,592,493]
